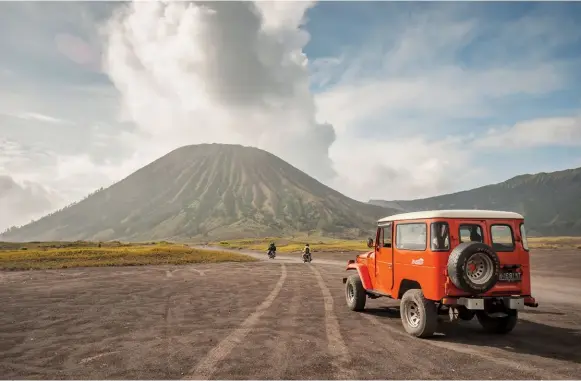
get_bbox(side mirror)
[367,237,374,248]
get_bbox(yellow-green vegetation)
[527,236,581,250]
[0,241,256,271]
[214,235,581,252]
[215,237,369,253]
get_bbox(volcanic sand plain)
[1,247,580,379]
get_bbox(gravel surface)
[1,248,580,379]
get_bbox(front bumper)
[442,296,538,310]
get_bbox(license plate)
[499,271,521,282]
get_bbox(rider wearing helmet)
[302,243,311,260]
[268,241,276,254]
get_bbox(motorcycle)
[267,249,276,259]
[302,252,312,263]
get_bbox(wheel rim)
[404,301,421,328]
[347,283,355,303]
[466,252,494,285]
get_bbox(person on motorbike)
[302,243,311,261]
[268,242,276,256]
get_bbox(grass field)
[214,235,581,252]
[1,235,578,271]
[215,237,369,253]
[527,236,581,250]
[0,241,256,271]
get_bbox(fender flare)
[346,262,373,290]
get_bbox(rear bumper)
[442,296,538,310]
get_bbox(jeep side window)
[520,223,529,251]
[431,222,449,251]
[383,226,392,248]
[377,226,384,248]
[491,224,515,252]
[395,223,427,251]
[459,224,483,243]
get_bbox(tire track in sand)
[184,264,287,380]
[163,293,175,373]
[362,314,561,379]
[309,264,356,379]
[315,266,440,378]
[264,276,300,379]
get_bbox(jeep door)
[483,219,530,294]
[375,222,394,292]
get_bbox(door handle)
[388,263,392,268]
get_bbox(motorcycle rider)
[268,241,276,256]
[302,243,311,261]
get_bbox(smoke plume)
[103,0,336,181]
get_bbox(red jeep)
[343,210,538,338]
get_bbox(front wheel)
[400,289,438,338]
[345,274,366,311]
[476,310,518,334]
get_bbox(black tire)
[458,306,476,321]
[400,289,438,338]
[476,310,518,334]
[345,274,366,311]
[447,242,500,294]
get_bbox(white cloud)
[0,175,62,231]
[0,138,138,231]
[478,116,581,148]
[102,0,336,181]
[11,111,70,124]
[328,136,484,201]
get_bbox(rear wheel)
[476,310,518,334]
[345,274,366,311]
[400,289,438,338]
[458,306,476,321]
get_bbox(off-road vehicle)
[343,210,538,338]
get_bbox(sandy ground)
[1,248,580,379]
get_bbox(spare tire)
[447,242,500,294]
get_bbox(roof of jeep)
[377,209,524,224]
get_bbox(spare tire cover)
[447,242,500,294]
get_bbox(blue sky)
[1,1,581,229]
[308,1,581,188]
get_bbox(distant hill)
[1,144,396,242]
[369,167,581,236]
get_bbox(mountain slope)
[1,144,396,242]
[369,167,581,236]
